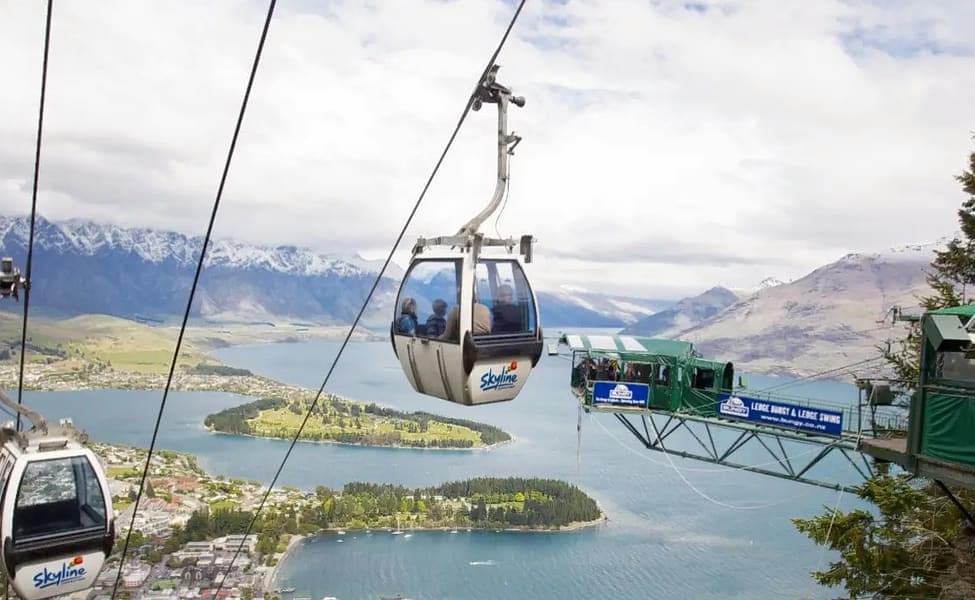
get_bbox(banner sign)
[717,393,844,437]
[592,381,649,408]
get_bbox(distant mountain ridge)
[679,245,934,376]
[0,215,653,327]
[621,287,738,337]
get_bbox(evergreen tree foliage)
[798,142,975,598]
[882,142,975,390]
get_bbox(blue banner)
[717,393,844,437]
[592,381,650,408]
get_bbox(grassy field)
[250,406,484,447]
[0,312,370,374]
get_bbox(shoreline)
[266,533,306,591]
[301,516,607,537]
[205,427,516,453]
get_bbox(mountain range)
[0,215,936,374]
[0,216,659,327]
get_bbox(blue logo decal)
[718,393,844,437]
[33,558,87,590]
[480,362,519,392]
[592,381,649,407]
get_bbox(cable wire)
[591,413,809,510]
[756,356,885,394]
[109,1,278,596]
[210,2,528,595]
[15,0,53,433]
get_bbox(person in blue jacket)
[396,297,418,335]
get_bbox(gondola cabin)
[389,66,542,406]
[561,334,733,416]
[0,435,114,600]
[392,247,542,405]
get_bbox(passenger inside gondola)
[491,284,523,333]
[426,299,448,337]
[396,297,418,336]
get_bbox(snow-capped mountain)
[537,286,667,327]
[0,215,400,324]
[0,216,393,278]
[759,277,785,289]
[682,246,934,376]
[620,287,738,337]
[0,216,641,327]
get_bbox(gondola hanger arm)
[456,65,525,239]
[0,388,46,434]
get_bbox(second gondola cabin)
[0,435,114,600]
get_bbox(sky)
[1,0,974,300]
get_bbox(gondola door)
[392,257,468,403]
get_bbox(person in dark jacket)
[491,284,523,333]
[425,299,448,337]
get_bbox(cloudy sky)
[2,0,974,299]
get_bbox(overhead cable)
[16,0,54,432]
[110,1,279,597]
[209,2,529,596]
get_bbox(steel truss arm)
[613,412,865,493]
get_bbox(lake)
[21,340,867,599]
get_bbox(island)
[205,397,510,448]
[0,313,512,450]
[93,442,604,600]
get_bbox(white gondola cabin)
[391,66,543,405]
[0,434,114,600]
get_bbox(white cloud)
[1,0,974,300]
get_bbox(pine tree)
[798,141,975,598]
[882,141,975,390]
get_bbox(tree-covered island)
[205,396,511,449]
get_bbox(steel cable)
[110,1,278,596]
[210,2,529,595]
[14,0,54,433]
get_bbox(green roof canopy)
[558,333,694,359]
[929,304,975,318]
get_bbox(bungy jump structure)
[560,313,975,526]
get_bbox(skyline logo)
[719,396,749,418]
[480,362,519,392]
[33,556,87,590]
[608,384,634,401]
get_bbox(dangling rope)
[110,2,278,597]
[15,0,54,433]
[209,3,529,597]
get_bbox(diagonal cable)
[15,0,54,433]
[210,1,528,594]
[110,1,278,596]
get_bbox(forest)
[140,476,601,567]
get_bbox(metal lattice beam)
[612,412,866,492]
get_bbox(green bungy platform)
[558,333,734,417]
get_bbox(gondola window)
[473,259,537,337]
[14,457,107,541]
[394,260,461,342]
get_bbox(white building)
[215,534,258,553]
[122,565,150,588]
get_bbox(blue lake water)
[19,341,870,599]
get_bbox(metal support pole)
[935,480,975,529]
